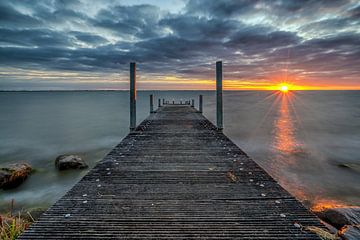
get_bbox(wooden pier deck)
[20,105,323,239]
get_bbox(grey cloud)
[226,28,301,54]
[0,28,74,47]
[71,31,109,45]
[0,2,41,28]
[160,16,239,40]
[185,0,257,18]
[94,4,163,39]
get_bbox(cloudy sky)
[0,0,359,90]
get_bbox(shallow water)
[0,90,359,211]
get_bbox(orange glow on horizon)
[310,199,358,212]
[3,67,360,90]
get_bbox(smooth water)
[0,91,359,211]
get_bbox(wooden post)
[130,62,136,131]
[216,61,223,130]
[162,98,165,105]
[150,94,154,113]
[199,95,203,113]
[158,98,161,107]
[191,99,195,107]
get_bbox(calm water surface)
[0,91,359,211]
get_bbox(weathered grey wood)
[216,61,223,130]
[129,62,136,130]
[20,105,323,239]
[149,94,154,113]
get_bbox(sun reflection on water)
[268,91,309,203]
[273,92,303,156]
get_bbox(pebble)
[275,200,281,204]
[261,193,266,197]
[294,223,301,228]
[82,194,87,197]
[107,172,111,175]
[64,214,71,218]
[280,213,286,218]
[248,172,252,175]
[106,168,110,171]
[96,179,100,182]
[249,179,254,182]
[82,200,88,204]
[260,184,265,187]
[97,184,101,187]
[239,168,243,171]
[115,163,119,165]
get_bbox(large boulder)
[316,207,360,229]
[55,155,88,170]
[338,225,360,240]
[0,163,32,189]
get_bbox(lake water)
[0,91,359,211]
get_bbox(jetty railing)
[129,61,223,131]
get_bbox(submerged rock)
[338,163,360,173]
[316,207,360,229]
[55,155,88,170]
[0,163,32,189]
[338,225,360,240]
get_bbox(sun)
[280,85,289,93]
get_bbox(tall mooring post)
[158,99,161,107]
[129,62,136,131]
[216,61,223,130]
[199,95,203,113]
[149,94,154,113]
[191,99,195,107]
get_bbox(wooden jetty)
[20,62,324,239]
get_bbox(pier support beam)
[130,62,136,131]
[150,94,154,113]
[199,95,203,113]
[158,99,161,107]
[216,61,223,130]
[191,99,195,107]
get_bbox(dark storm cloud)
[0,0,359,88]
[225,28,301,55]
[0,28,74,47]
[0,1,41,27]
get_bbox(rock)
[304,226,338,240]
[338,225,360,240]
[338,163,360,173]
[0,163,32,189]
[55,155,88,170]
[316,207,360,229]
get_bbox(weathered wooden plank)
[19,105,323,239]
